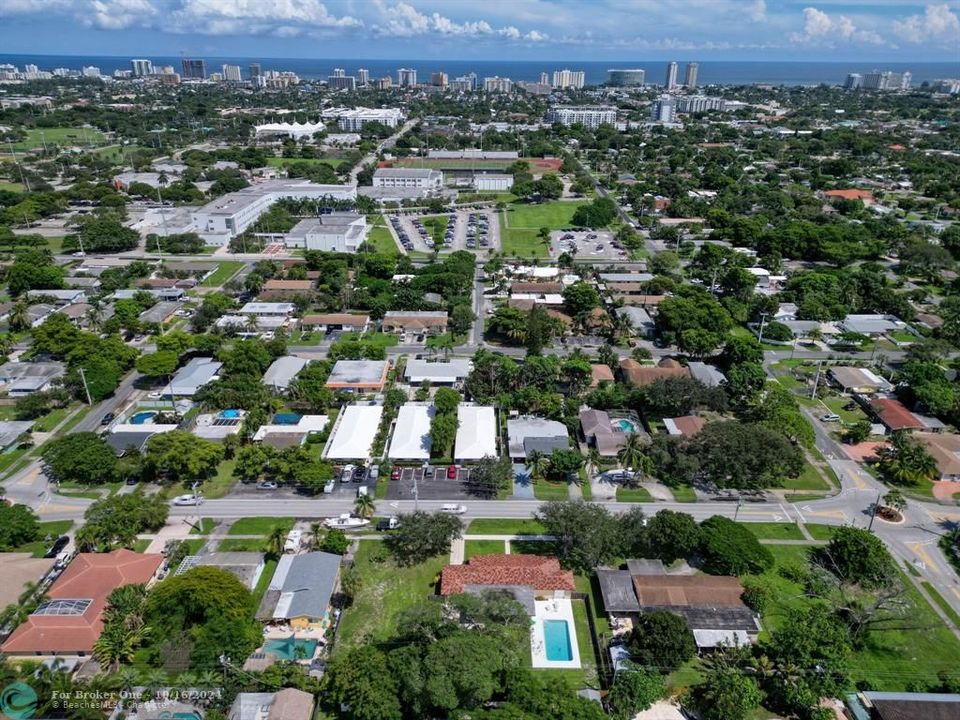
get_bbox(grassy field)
[365,215,399,256]
[0,181,24,192]
[227,517,294,535]
[804,523,839,541]
[217,538,267,552]
[499,200,587,258]
[781,462,832,491]
[922,582,960,626]
[265,156,343,169]
[534,480,570,501]
[336,540,445,650]
[10,126,106,152]
[200,261,244,287]
[464,539,507,560]
[744,522,807,541]
[616,487,654,502]
[189,518,216,535]
[252,558,279,607]
[466,518,547,535]
[669,485,697,502]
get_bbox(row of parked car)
[388,215,416,252]
[466,213,490,249]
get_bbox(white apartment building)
[552,69,585,89]
[607,69,645,86]
[398,68,417,87]
[483,76,513,93]
[665,61,679,90]
[130,59,153,77]
[862,71,912,91]
[684,62,699,89]
[222,64,242,83]
[650,96,677,123]
[545,106,617,128]
[285,213,369,253]
[372,168,444,189]
[190,179,356,244]
[676,96,725,113]
[325,107,405,131]
[357,68,370,86]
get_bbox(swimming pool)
[130,411,156,425]
[615,418,639,433]
[273,413,302,425]
[219,409,241,419]
[543,619,573,662]
[262,637,318,661]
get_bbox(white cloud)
[373,1,546,41]
[87,0,157,30]
[791,6,889,45]
[0,0,75,15]
[893,3,960,43]
[172,0,362,34]
[748,0,766,22]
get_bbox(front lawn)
[466,518,547,535]
[534,480,570,500]
[616,487,654,502]
[781,462,832,491]
[804,523,839,541]
[217,538,267,552]
[669,485,697,502]
[365,216,399,256]
[14,520,74,557]
[464,539,506,560]
[227,517,294,535]
[744,522,807,541]
[335,540,445,650]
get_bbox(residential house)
[590,364,615,387]
[578,408,644,458]
[615,306,655,338]
[663,416,706,437]
[454,404,498,462]
[388,403,435,460]
[405,358,472,386]
[262,356,309,394]
[913,433,960,481]
[0,549,163,657]
[300,313,370,334]
[161,357,223,398]
[26,289,86,306]
[252,415,328,447]
[507,416,569,461]
[240,302,296,317]
[381,311,448,336]
[828,367,894,394]
[322,403,383,460]
[229,689,315,720]
[843,691,960,720]
[440,555,576,613]
[0,361,65,396]
[259,279,314,301]
[138,301,181,325]
[325,360,390,393]
[840,314,910,336]
[256,552,341,631]
[870,398,924,433]
[0,421,35,451]
[688,361,727,388]
[619,358,690,387]
[822,188,876,206]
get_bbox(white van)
[357,486,369,498]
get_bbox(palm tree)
[85,301,105,332]
[176,672,199,689]
[527,449,547,480]
[354,493,375,519]
[139,668,168,695]
[586,447,602,479]
[879,433,938,485]
[195,671,220,689]
[309,521,326,549]
[617,432,646,473]
[8,300,30,332]
[117,667,139,695]
[93,626,140,670]
[265,525,288,558]
[883,489,907,514]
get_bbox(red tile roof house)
[1,549,163,658]
[870,398,924,433]
[440,555,576,611]
[822,188,876,206]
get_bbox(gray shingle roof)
[259,552,341,622]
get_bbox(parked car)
[376,517,401,531]
[100,412,115,425]
[257,481,278,490]
[357,485,369,498]
[820,413,841,423]
[391,466,402,480]
[323,480,335,494]
[340,464,356,482]
[43,535,70,559]
[447,465,458,480]
[172,494,203,506]
[440,503,467,515]
[352,466,367,482]
[369,466,379,480]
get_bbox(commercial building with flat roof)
[545,106,617,128]
[190,179,356,244]
[405,358,472,385]
[373,168,444,189]
[284,213,368,252]
[324,107,405,131]
[323,403,383,460]
[608,68,645,86]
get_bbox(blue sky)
[0,1,957,61]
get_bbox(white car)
[820,413,841,423]
[172,494,204,506]
[439,503,467,515]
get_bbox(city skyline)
[0,1,957,62]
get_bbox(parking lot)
[387,210,500,255]
[386,465,473,501]
[229,465,377,499]
[550,230,624,260]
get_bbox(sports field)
[393,157,562,173]
[8,126,106,152]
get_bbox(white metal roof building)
[373,167,444,189]
[322,404,383,460]
[405,358,473,385]
[262,356,309,394]
[387,403,435,460]
[284,213,369,253]
[239,302,296,316]
[454,404,498,461]
[161,357,222,397]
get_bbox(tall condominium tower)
[684,62,699,89]
[665,61,679,90]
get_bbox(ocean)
[1,54,954,87]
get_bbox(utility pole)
[867,491,882,532]
[77,367,94,405]
[811,360,823,400]
[756,312,769,345]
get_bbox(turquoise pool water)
[130,411,156,425]
[543,620,573,662]
[615,419,639,433]
[273,413,302,425]
[263,637,318,661]
[220,409,240,419]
